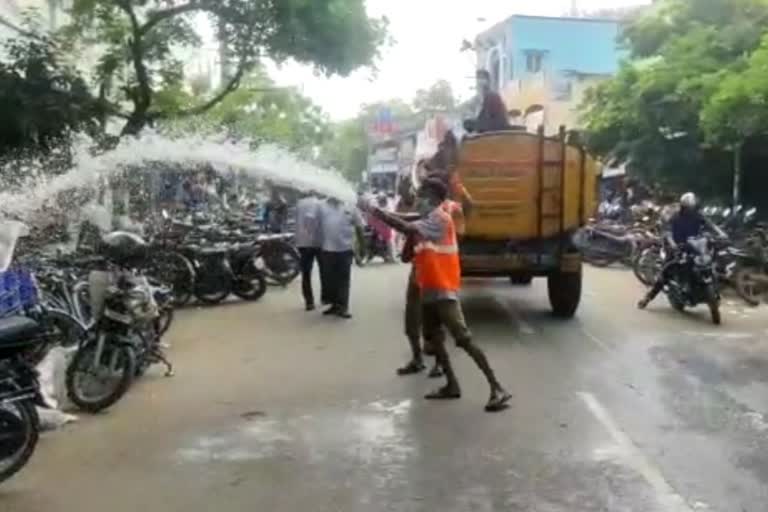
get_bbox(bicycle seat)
[0,315,42,349]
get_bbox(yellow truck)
[456,126,598,318]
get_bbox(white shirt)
[319,201,363,252]
[294,197,322,248]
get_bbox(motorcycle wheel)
[194,283,230,305]
[66,341,136,413]
[733,266,763,307]
[706,285,722,325]
[257,242,301,286]
[633,247,661,287]
[232,260,268,301]
[667,293,686,312]
[147,251,195,307]
[0,401,39,484]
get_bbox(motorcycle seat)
[0,315,42,347]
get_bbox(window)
[525,51,546,73]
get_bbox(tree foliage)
[61,0,388,135]
[580,0,768,198]
[412,80,456,112]
[199,68,331,156]
[0,34,101,156]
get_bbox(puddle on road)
[176,399,415,465]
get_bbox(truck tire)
[548,267,582,318]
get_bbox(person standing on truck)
[464,70,511,134]
[360,178,511,412]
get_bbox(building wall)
[477,15,621,134]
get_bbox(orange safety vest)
[413,206,461,294]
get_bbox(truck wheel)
[548,267,582,318]
[510,275,533,286]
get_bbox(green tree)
[318,99,415,182]
[204,69,331,156]
[62,0,388,135]
[0,34,101,157]
[580,0,768,198]
[412,80,456,112]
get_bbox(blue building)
[475,15,623,133]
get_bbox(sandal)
[397,360,425,376]
[485,390,512,412]
[425,385,461,400]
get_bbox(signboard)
[369,162,399,175]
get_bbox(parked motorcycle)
[65,232,171,413]
[0,316,46,484]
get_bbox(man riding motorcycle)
[638,192,727,309]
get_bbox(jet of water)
[0,131,357,224]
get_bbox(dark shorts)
[421,299,472,346]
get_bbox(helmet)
[680,192,698,210]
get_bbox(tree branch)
[0,14,45,40]
[138,1,206,37]
[115,0,152,113]
[152,57,249,120]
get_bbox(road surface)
[2,265,768,512]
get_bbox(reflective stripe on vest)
[413,207,461,293]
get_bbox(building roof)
[476,13,619,43]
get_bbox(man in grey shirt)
[295,191,323,310]
[319,197,364,318]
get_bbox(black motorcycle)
[65,232,171,412]
[663,236,722,325]
[0,315,49,484]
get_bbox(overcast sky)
[263,0,650,120]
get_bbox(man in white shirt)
[295,191,323,310]
[319,197,364,319]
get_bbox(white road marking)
[581,328,611,351]
[578,392,695,512]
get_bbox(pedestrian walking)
[360,178,511,412]
[319,197,364,319]
[295,191,323,311]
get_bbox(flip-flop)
[397,361,425,376]
[484,391,512,412]
[425,386,461,400]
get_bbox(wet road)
[2,265,768,511]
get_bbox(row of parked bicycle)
[0,210,305,484]
[580,202,768,307]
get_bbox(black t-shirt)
[670,210,706,245]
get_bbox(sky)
[262,0,650,121]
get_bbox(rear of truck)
[456,127,598,317]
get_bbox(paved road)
[2,265,768,512]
